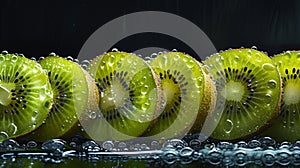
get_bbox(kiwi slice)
[27,56,97,141]
[262,51,300,142]
[0,53,53,141]
[144,52,216,140]
[81,51,162,141]
[203,48,282,140]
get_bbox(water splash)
[1,137,300,166]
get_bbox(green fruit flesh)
[84,52,160,141]
[0,53,53,141]
[263,51,300,142]
[145,52,214,140]
[204,49,281,140]
[28,56,90,141]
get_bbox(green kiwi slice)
[82,51,162,141]
[0,53,53,141]
[144,52,216,140]
[27,56,96,141]
[203,48,282,140]
[263,51,300,142]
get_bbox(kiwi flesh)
[0,53,53,141]
[26,56,97,142]
[82,51,162,141]
[262,51,300,142]
[203,48,282,140]
[144,52,216,140]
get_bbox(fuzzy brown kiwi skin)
[140,60,164,136]
[189,61,217,134]
[63,68,100,139]
[206,49,283,141]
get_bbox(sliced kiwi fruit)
[203,48,282,140]
[0,52,53,141]
[262,51,300,142]
[81,51,162,141]
[26,56,98,141]
[144,52,216,140]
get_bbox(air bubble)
[49,52,56,56]
[42,139,66,151]
[82,140,101,151]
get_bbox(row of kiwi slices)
[0,49,299,143]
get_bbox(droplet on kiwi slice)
[80,52,162,141]
[26,56,98,142]
[262,51,300,142]
[203,48,282,140]
[0,53,53,142]
[144,52,216,141]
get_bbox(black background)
[0,0,299,59]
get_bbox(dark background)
[0,0,299,59]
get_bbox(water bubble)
[262,63,275,71]
[11,55,18,62]
[0,55,5,62]
[268,80,277,89]
[161,150,178,164]
[102,141,114,151]
[3,139,20,150]
[82,140,101,151]
[0,132,8,142]
[189,139,202,150]
[1,50,8,55]
[234,151,247,166]
[49,52,56,56]
[179,147,194,164]
[27,141,37,148]
[66,56,74,61]
[251,46,258,50]
[111,48,119,52]
[262,152,275,166]
[217,142,234,150]
[224,119,233,133]
[276,151,291,165]
[248,140,261,148]
[162,139,188,150]
[207,151,222,165]
[150,141,160,150]
[7,123,17,135]
[42,139,66,151]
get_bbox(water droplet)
[150,141,160,150]
[162,139,187,150]
[11,55,18,62]
[27,141,37,148]
[1,50,8,55]
[8,123,17,135]
[262,152,275,166]
[111,48,119,52]
[224,119,233,133]
[82,140,101,151]
[42,139,66,151]
[262,63,275,71]
[251,46,258,50]
[268,80,277,89]
[102,141,114,150]
[161,150,178,164]
[49,52,56,56]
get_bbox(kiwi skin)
[189,61,217,134]
[204,48,282,141]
